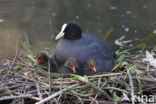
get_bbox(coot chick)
[35,51,58,73]
[55,23,115,74]
[84,59,97,75]
[86,59,96,72]
[35,52,49,69]
[58,57,84,76]
[83,59,97,75]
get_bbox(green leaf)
[18,39,32,55]
[113,92,119,100]
[25,33,31,48]
[124,43,146,53]
[56,73,88,82]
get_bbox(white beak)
[55,32,64,40]
[55,24,67,40]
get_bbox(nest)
[0,48,156,104]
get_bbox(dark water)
[0,0,156,56]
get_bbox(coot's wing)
[85,37,114,72]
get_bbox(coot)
[55,23,115,75]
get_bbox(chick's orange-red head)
[65,58,77,73]
[35,52,48,65]
[87,59,96,72]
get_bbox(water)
[0,0,156,57]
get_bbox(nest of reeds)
[0,36,156,104]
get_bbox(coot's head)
[35,52,49,65]
[65,57,78,73]
[86,59,96,72]
[55,23,82,40]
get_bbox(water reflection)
[0,0,156,56]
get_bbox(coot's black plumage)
[55,23,115,75]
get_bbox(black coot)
[55,23,115,75]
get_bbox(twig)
[112,76,156,83]
[104,25,115,40]
[87,72,122,78]
[35,80,42,100]
[10,41,19,69]
[90,79,107,104]
[141,84,156,92]
[70,93,84,104]
[86,82,113,101]
[19,75,49,88]
[48,59,52,95]
[103,87,129,94]
[4,41,19,77]
[54,73,112,100]
[82,98,114,104]
[14,92,40,101]
[27,88,48,94]
[70,90,93,97]
[77,96,84,104]
[0,94,32,101]
[56,91,62,104]
[90,94,98,104]
[127,68,135,104]
[56,77,63,103]
[35,84,78,104]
